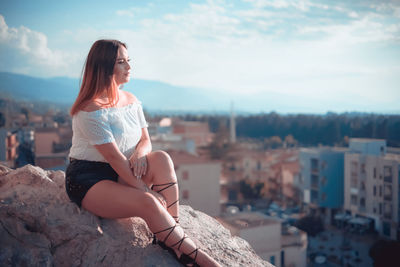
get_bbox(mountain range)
[2,71,391,115]
[0,72,238,114]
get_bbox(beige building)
[34,126,72,170]
[0,129,19,168]
[344,138,400,240]
[218,212,307,267]
[169,150,221,216]
[172,120,214,147]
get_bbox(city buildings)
[221,148,300,210]
[218,211,307,267]
[0,128,18,168]
[344,138,400,240]
[34,125,72,170]
[299,147,346,224]
[169,150,221,216]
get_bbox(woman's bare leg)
[140,151,180,222]
[81,180,220,267]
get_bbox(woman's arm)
[129,128,152,178]
[94,141,148,191]
[134,128,152,157]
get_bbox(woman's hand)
[129,153,147,179]
[149,189,167,208]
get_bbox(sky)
[0,0,399,114]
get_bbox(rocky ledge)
[0,164,272,267]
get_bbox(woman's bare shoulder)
[81,100,104,112]
[122,91,139,104]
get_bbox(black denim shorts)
[65,159,119,207]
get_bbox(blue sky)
[0,0,399,114]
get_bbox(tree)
[369,239,400,267]
[202,120,234,160]
[0,112,5,127]
[295,215,324,237]
[239,179,264,202]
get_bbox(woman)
[65,39,220,267]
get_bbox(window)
[351,195,358,205]
[373,167,377,178]
[361,163,366,174]
[379,186,382,197]
[384,166,392,183]
[373,185,376,196]
[269,255,275,265]
[183,190,189,200]
[360,181,366,191]
[182,171,189,180]
[311,158,319,172]
[379,203,382,215]
[384,185,392,201]
[383,222,391,237]
[360,198,365,208]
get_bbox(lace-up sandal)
[152,181,179,209]
[153,224,200,267]
[151,182,180,246]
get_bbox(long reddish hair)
[70,39,126,116]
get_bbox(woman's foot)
[153,224,221,267]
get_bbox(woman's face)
[113,46,131,86]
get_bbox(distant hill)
[0,72,229,113]
[0,72,79,104]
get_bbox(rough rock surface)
[0,164,272,267]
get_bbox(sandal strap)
[180,248,200,266]
[152,182,179,210]
[153,224,177,244]
[152,182,177,193]
[170,234,188,251]
[172,216,180,223]
[155,223,200,267]
[168,199,179,209]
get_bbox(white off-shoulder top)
[68,101,148,162]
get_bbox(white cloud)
[0,15,80,77]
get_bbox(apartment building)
[344,138,400,240]
[172,120,214,147]
[34,126,71,170]
[299,147,347,224]
[218,212,307,267]
[0,128,19,168]
[169,150,221,216]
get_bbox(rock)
[0,164,272,267]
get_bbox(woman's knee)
[150,150,173,167]
[140,192,162,214]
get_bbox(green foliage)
[239,180,264,201]
[295,215,324,237]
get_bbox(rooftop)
[218,212,281,230]
[350,138,386,143]
[168,150,220,165]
